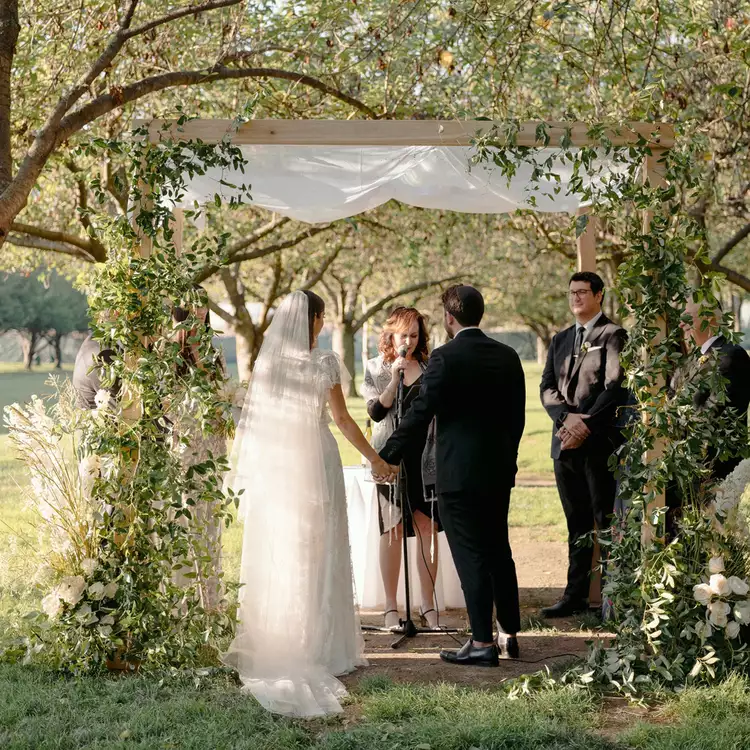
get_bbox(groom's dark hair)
[441,285,484,327]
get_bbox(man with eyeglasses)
[540,271,628,617]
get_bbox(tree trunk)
[234,320,256,383]
[20,331,39,370]
[0,0,20,193]
[332,321,356,397]
[536,335,548,365]
[53,332,63,368]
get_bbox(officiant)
[361,306,442,631]
[540,272,628,618]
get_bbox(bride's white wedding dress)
[222,291,366,718]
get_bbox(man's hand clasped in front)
[557,412,590,451]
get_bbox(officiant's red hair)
[379,307,429,365]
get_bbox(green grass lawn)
[4,361,750,746]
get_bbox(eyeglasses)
[568,290,593,299]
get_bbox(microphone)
[397,345,407,383]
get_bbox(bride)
[222,289,394,718]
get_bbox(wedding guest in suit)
[675,297,750,480]
[361,307,442,631]
[380,285,526,666]
[540,271,627,618]
[72,333,118,410]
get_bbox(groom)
[379,285,526,666]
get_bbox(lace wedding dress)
[222,291,366,718]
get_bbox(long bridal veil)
[223,291,359,717]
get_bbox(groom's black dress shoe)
[440,640,499,668]
[541,597,587,618]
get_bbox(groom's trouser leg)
[438,489,520,643]
[488,486,521,636]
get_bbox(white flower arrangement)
[693,553,750,642]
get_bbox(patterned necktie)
[574,326,584,357]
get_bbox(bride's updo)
[302,290,325,348]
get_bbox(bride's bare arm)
[328,384,395,477]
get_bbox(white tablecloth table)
[343,466,465,610]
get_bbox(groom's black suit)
[379,328,526,642]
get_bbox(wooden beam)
[576,206,597,272]
[641,147,669,545]
[134,119,675,149]
[172,207,184,257]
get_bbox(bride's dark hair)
[302,290,325,348]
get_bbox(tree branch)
[194,224,335,284]
[225,215,290,257]
[712,222,750,265]
[207,298,236,326]
[354,275,462,331]
[57,66,377,142]
[10,221,105,261]
[123,0,242,40]
[6,232,95,259]
[301,245,343,290]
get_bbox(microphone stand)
[387,359,460,650]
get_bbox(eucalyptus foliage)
[474,122,750,691]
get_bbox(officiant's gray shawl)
[361,355,437,498]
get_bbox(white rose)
[709,556,725,574]
[709,600,731,628]
[81,558,98,577]
[695,620,713,640]
[710,574,731,597]
[58,576,86,606]
[94,389,111,409]
[88,582,106,601]
[734,600,750,623]
[103,581,119,599]
[693,583,713,606]
[41,591,62,619]
[726,620,741,639]
[728,576,750,596]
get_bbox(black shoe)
[440,639,499,668]
[501,636,520,659]
[541,598,588,618]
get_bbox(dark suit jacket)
[72,334,118,410]
[693,337,750,477]
[540,314,627,460]
[379,329,526,495]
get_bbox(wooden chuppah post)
[575,205,604,606]
[641,148,669,544]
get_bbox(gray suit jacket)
[540,314,628,459]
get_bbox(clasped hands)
[556,412,591,451]
[371,456,399,484]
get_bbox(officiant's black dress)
[367,376,443,537]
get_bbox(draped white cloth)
[175,145,625,222]
[222,292,366,718]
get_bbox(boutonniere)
[579,341,592,356]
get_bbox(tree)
[0,269,89,368]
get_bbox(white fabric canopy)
[177,145,628,222]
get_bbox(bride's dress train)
[222,292,366,717]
